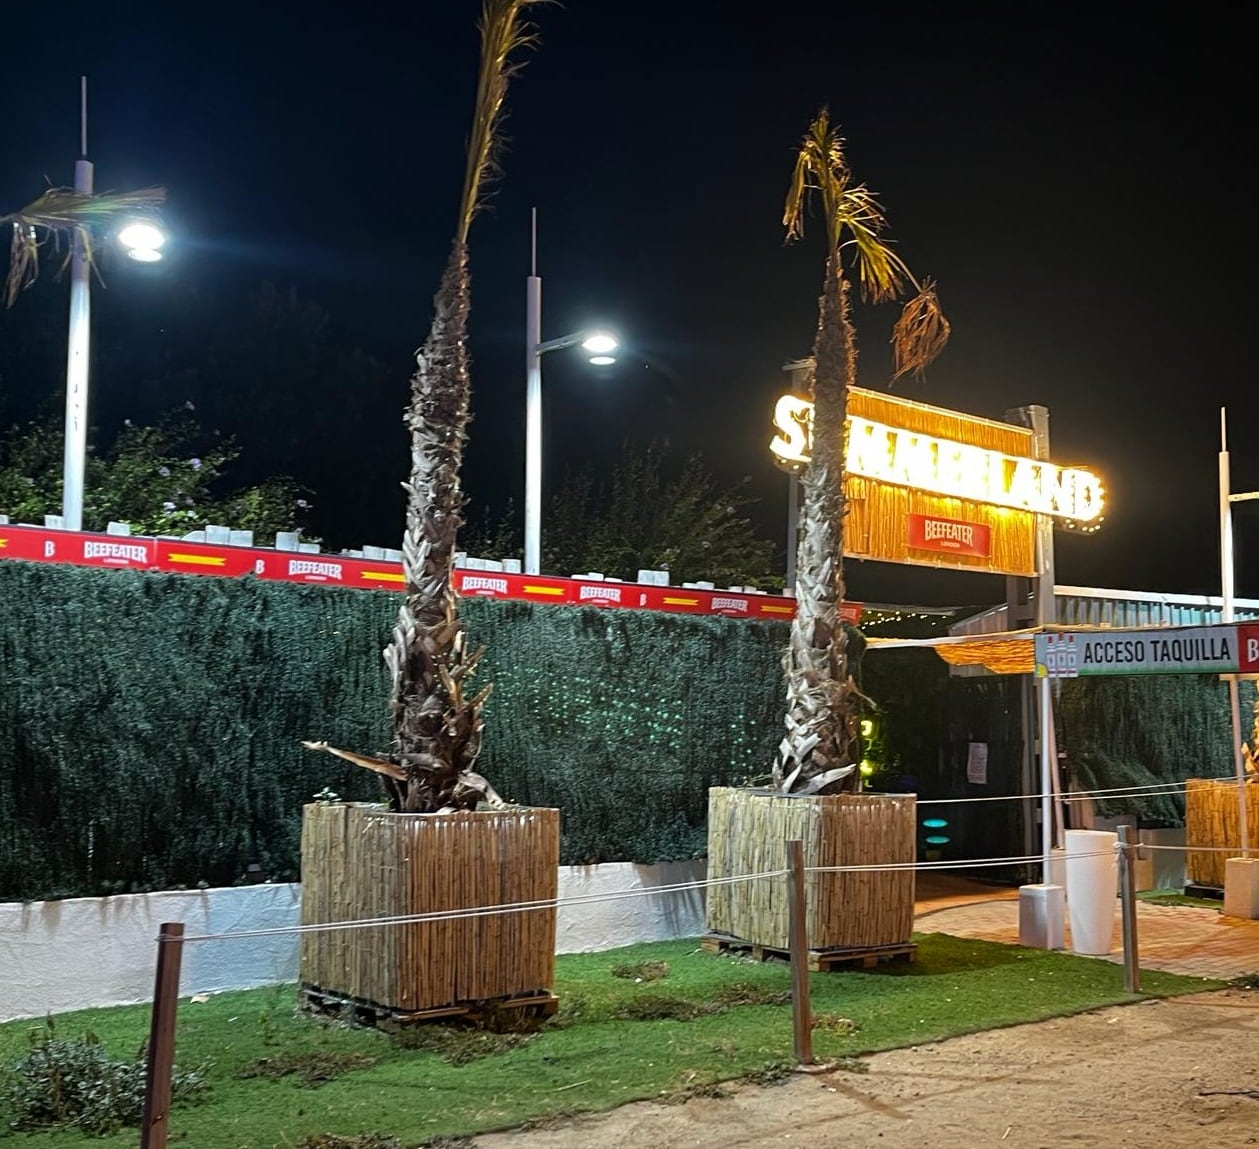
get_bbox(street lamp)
[524,211,618,575]
[61,78,165,532]
[118,221,166,261]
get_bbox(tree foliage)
[462,444,779,587]
[0,408,309,538]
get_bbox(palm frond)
[836,186,905,304]
[457,0,546,244]
[0,186,165,307]
[783,110,906,303]
[890,278,951,381]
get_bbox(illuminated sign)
[770,394,1104,523]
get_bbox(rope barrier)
[918,776,1238,807]
[176,846,1131,944]
[805,848,1117,875]
[176,867,789,944]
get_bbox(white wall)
[0,861,707,1022]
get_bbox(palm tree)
[2,186,165,307]
[305,0,543,813]
[774,109,949,796]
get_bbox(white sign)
[769,394,1105,523]
[1034,625,1253,677]
[966,742,989,785]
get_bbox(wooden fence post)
[140,922,185,1149]
[787,838,814,1065]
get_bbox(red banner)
[0,524,865,625]
[906,513,991,559]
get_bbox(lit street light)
[61,79,166,531]
[524,211,618,575]
[118,221,166,261]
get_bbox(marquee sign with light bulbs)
[770,386,1105,577]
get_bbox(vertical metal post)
[785,470,799,593]
[1039,674,1054,882]
[1117,826,1140,993]
[524,209,543,576]
[62,76,93,531]
[140,922,185,1149]
[1220,408,1251,857]
[786,838,813,1066]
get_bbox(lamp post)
[60,77,166,531]
[524,210,617,575]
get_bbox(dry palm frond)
[0,185,165,307]
[457,0,546,244]
[891,278,950,382]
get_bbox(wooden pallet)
[700,933,917,972]
[299,983,559,1028]
[1183,883,1224,901]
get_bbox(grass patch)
[1137,889,1223,909]
[611,993,722,1021]
[610,960,670,982]
[388,1025,537,1066]
[0,935,1217,1147]
[239,1050,377,1088]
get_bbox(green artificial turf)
[1137,888,1224,910]
[0,934,1217,1148]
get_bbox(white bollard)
[1065,829,1118,955]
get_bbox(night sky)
[1,2,1253,608]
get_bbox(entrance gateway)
[768,367,1112,946]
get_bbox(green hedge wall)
[0,561,799,900]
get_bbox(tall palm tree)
[306,0,543,813]
[774,109,949,796]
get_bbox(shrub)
[2,1020,206,1135]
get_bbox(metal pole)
[1220,408,1251,856]
[785,471,799,593]
[1117,826,1140,993]
[1039,674,1054,882]
[140,922,185,1149]
[524,211,543,575]
[62,76,93,531]
[786,838,813,1066]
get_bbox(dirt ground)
[473,990,1259,1149]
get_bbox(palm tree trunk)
[775,255,860,794]
[383,241,492,812]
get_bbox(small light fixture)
[581,332,618,355]
[588,355,616,366]
[119,220,166,263]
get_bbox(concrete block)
[1018,883,1064,950]
[1140,827,1186,891]
[1223,856,1259,920]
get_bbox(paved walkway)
[912,875,1259,980]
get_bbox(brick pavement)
[913,877,1259,980]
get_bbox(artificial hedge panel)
[0,561,794,900]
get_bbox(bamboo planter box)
[1185,779,1259,889]
[299,802,560,1014]
[706,787,916,951]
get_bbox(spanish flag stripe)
[167,553,226,566]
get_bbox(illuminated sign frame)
[770,394,1104,524]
